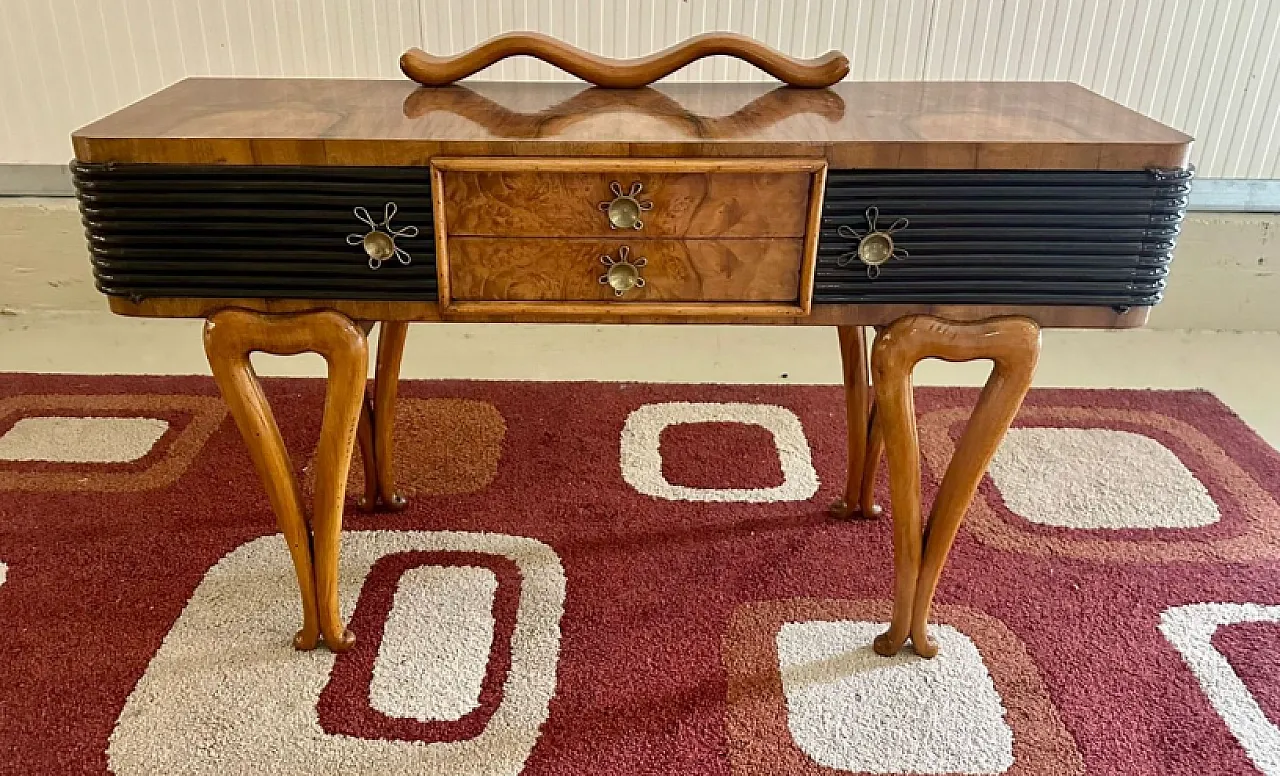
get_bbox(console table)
[71,39,1191,660]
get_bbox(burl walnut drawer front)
[439,168,811,237]
[448,238,803,302]
[432,158,827,317]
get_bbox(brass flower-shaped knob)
[598,181,654,230]
[598,245,647,296]
[346,202,419,270]
[836,206,909,279]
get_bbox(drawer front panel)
[815,168,1192,307]
[73,163,437,301]
[436,160,815,238]
[448,239,803,302]
[434,158,826,316]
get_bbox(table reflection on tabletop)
[401,82,846,141]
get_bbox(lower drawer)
[446,238,804,303]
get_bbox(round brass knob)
[346,203,419,270]
[836,206,909,279]
[362,231,397,262]
[858,232,894,266]
[598,181,654,230]
[608,198,642,229]
[598,245,647,296]
[605,262,642,293]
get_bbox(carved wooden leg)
[354,322,380,511]
[860,402,883,515]
[830,326,882,519]
[869,315,1040,658]
[356,320,409,512]
[203,308,368,652]
[356,399,380,509]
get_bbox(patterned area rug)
[1,374,1279,775]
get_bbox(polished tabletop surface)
[73,78,1191,169]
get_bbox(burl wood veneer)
[432,157,826,315]
[437,165,814,238]
[72,78,1189,170]
[446,238,804,303]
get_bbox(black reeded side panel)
[72,163,437,301]
[816,168,1192,307]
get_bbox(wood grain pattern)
[400,31,849,89]
[446,238,803,303]
[352,318,378,511]
[202,308,368,653]
[861,402,885,516]
[430,157,826,317]
[71,79,1191,169]
[355,321,409,513]
[107,296,1153,329]
[402,83,849,139]
[438,168,813,238]
[444,300,810,318]
[430,162,454,310]
[869,315,1040,659]
[829,326,880,520]
[798,165,827,314]
[431,157,828,174]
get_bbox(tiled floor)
[3,311,1278,447]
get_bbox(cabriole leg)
[356,320,409,512]
[869,315,1040,658]
[830,325,882,519]
[203,308,368,653]
[860,402,884,516]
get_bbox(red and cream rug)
[0,374,1278,775]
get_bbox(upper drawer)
[433,158,822,238]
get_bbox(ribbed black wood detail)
[72,163,437,301]
[816,168,1192,307]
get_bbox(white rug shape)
[108,530,565,776]
[989,427,1219,529]
[620,402,818,502]
[371,564,498,722]
[0,416,168,462]
[776,620,1014,774]
[1161,602,1280,776]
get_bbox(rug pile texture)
[0,374,1277,775]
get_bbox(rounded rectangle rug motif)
[0,374,1278,775]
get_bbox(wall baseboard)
[0,165,74,197]
[1188,179,1280,212]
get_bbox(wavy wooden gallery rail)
[401,31,850,88]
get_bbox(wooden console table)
[71,40,1191,659]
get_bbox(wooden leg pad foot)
[323,629,357,653]
[829,498,882,520]
[872,631,904,657]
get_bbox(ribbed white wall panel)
[1,0,1278,178]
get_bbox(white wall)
[1,0,1279,178]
